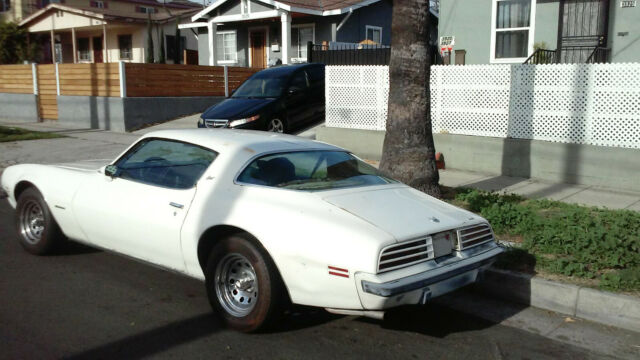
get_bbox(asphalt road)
[0,202,619,360]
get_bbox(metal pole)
[31,63,38,95]
[119,61,126,98]
[224,65,229,97]
[55,62,60,96]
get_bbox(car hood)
[321,185,485,242]
[201,97,277,120]
[53,159,111,171]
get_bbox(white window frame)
[291,23,315,63]
[365,25,383,44]
[217,30,238,64]
[490,0,536,63]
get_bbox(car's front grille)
[378,238,433,273]
[457,223,494,250]
[204,119,229,128]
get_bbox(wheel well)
[197,225,291,304]
[197,225,257,272]
[14,181,36,200]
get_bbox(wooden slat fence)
[0,65,33,94]
[125,63,260,97]
[36,64,58,120]
[58,63,120,97]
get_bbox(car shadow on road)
[267,305,342,333]
[64,313,221,359]
[51,240,102,256]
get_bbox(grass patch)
[0,126,65,142]
[443,187,640,293]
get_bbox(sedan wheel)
[205,233,286,332]
[267,118,285,133]
[15,187,63,255]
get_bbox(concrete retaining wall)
[316,126,640,192]
[57,96,224,132]
[0,93,39,123]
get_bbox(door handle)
[169,202,184,209]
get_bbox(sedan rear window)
[237,151,397,191]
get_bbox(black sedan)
[198,63,325,133]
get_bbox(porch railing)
[524,46,611,64]
[524,49,557,64]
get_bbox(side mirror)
[105,164,118,178]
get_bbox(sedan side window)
[114,139,217,189]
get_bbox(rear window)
[237,151,397,191]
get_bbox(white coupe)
[1,129,503,332]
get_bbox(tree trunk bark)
[379,0,441,198]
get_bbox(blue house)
[180,0,396,67]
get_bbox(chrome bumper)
[356,244,503,308]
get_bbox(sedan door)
[284,70,312,127]
[72,138,217,272]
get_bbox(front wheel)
[15,187,63,255]
[205,234,286,332]
[266,118,286,133]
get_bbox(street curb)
[475,268,640,333]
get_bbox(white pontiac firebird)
[1,129,503,332]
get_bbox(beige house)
[18,0,202,64]
[0,0,34,23]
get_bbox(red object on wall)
[435,152,445,170]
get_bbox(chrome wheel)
[19,199,45,245]
[267,119,284,133]
[214,253,259,317]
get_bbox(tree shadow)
[64,313,221,360]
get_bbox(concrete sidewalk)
[438,168,640,211]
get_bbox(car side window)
[114,139,217,189]
[306,66,324,86]
[289,71,309,91]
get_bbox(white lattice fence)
[325,66,389,131]
[432,63,640,149]
[325,63,640,149]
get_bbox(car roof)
[253,63,324,76]
[141,129,343,155]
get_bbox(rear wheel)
[205,233,285,332]
[15,187,63,255]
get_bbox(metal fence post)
[307,41,313,63]
[119,61,126,98]
[31,63,38,95]
[224,65,229,97]
[55,62,60,96]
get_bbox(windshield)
[237,151,398,191]
[232,71,286,98]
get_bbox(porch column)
[280,12,291,64]
[103,24,108,62]
[207,21,217,66]
[50,29,55,63]
[71,27,77,63]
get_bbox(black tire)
[15,187,64,255]
[205,233,286,332]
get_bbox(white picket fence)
[325,63,640,149]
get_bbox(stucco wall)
[57,95,224,132]
[608,1,640,63]
[439,0,493,64]
[0,93,39,123]
[316,126,640,193]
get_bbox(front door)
[72,138,218,272]
[93,36,104,63]
[558,0,610,63]
[250,30,266,68]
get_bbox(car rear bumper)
[354,244,503,310]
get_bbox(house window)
[90,0,106,8]
[118,34,132,60]
[0,0,10,12]
[137,5,156,14]
[216,31,237,64]
[291,24,314,62]
[365,25,382,44]
[490,0,536,62]
[78,37,90,61]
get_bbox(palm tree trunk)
[379,0,441,198]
